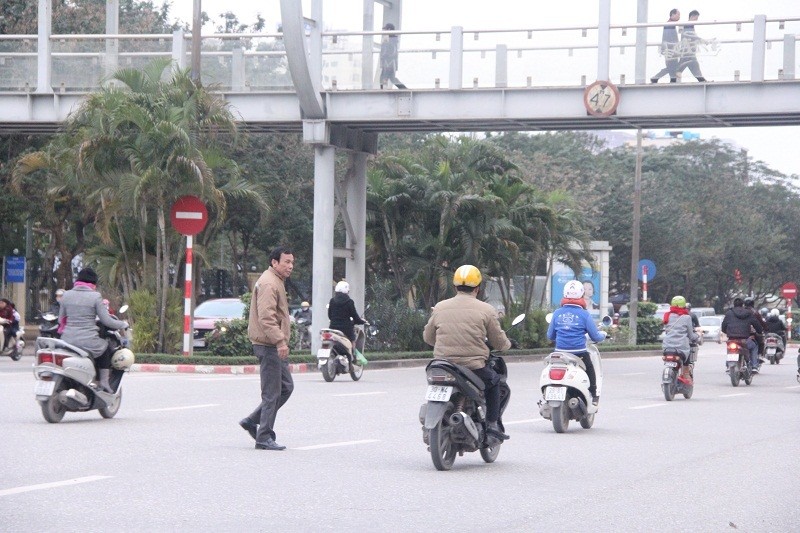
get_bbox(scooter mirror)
[510,314,525,327]
[545,312,553,324]
[601,315,612,327]
[118,304,129,315]
[41,313,57,321]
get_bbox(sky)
[166,0,800,178]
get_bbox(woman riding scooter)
[662,295,699,384]
[58,268,128,393]
[328,281,368,365]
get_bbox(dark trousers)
[574,351,597,398]
[246,345,294,443]
[472,365,501,423]
[94,347,112,370]
[652,57,679,81]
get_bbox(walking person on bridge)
[380,23,407,90]
[651,8,681,84]
[676,10,707,82]
[240,246,295,451]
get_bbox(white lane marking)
[0,475,112,497]
[621,372,645,376]
[784,385,800,390]
[145,403,220,412]
[504,418,547,425]
[630,404,666,410]
[332,391,387,397]
[294,439,379,451]
[718,393,750,398]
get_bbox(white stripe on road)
[332,391,387,397]
[630,404,667,410]
[0,475,111,497]
[621,372,646,376]
[145,403,220,412]
[504,418,547,425]
[718,393,750,398]
[784,385,800,390]
[294,439,379,451]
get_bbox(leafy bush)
[637,301,657,317]
[503,306,550,349]
[207,292,253,357]
[366,279,431,352]
[619,317,663,345]
[129,288,183,353]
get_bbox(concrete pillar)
[784,34,796,80]
[105,0,120,79]
[597,0,611,81]
[361,0,374,89]
[36,0,52,93]
[345,153,368,318]
[449,26,463,90]
[172,29,187,70]
[232,47,245,91]
[495,45,507,88]
[751,14,766,82]
[634,0,648,84]
[311,146,336,353]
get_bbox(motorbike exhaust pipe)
[449,411,480,441]
[568,397,588,417]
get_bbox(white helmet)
[111,348,135,370]
[769,308,780,318]
[563,280,585,299]
[335,281,350,294]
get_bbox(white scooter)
[317,324,366,382]
[32,306,134,423]
[538,315,611,433]
[0,318,25,361]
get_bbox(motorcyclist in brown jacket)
[423,265,511,443]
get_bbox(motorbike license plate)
[317,348,331,360]
[767,348,776,355]
[664,361,678,368]
[34,380,55,396]
[425,385,453,402]
[726,352,740,362]
[544,386,567,401]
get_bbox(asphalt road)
[1,343,799,532]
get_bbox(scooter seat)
[35,337,90,358]
[546,351,586,371]
[320,329,352,351]
[428,359,486,391]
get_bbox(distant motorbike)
[294,317,311,351]
[726,338,754,387]
[317,323,367,382]
[661,342,698,401]
[538,315,612,433]
[764,333,784,365]
[39,312,60,339]
[33,305,134,423]
[418,314,524,471]
[0,318,24,361]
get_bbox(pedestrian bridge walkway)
[1,6,799,134]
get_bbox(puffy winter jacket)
[721,306,763,339]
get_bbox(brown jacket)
[248,267,290,347]
[423,292,511,370]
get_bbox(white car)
[699,315,725,344]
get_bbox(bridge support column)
[172,29,187,70]
[361,0,375,89]
[36,0,52,93]
[783,35,796,80]
[450,26,463,89]
[232,47,245,91]
[597,0,611,81]
[311,145,336,353]
[634,0,649,84]
[495,45,508,88]
[105,0,119,80]
[752,15,766,82]
[345,153,368,321]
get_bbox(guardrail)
[0,16,797,93]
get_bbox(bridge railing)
[0,17,797,93]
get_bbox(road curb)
[130,350,663,375]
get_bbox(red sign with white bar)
[781,282,797,299]
[170,196,208,236]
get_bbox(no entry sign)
[170,196,208,236]
[781,282,797,299]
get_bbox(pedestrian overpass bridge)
[2,0,799,349]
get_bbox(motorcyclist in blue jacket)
[547,280,607,405]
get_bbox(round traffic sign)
[781,282,797,299]
[170,196,208,236]
[638,259,656,281]
[583,80,620,117]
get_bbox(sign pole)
[642,265,649,302]
[183,235,194,357]
[787,300,792,341]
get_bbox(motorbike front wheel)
[552,402,570,433]
[579,413,595,429]
[663,370,676,401]
[430,419,457,471]
[99,388,122,419]
[480,440,501,463]
[321,356,336,382]
[39,391,66,423]
[349,361,363,381]
[10,347,22,361]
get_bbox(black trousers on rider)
[574,351,597,399]
[94,346,113,370]
[472,364,501,422]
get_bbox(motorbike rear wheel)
[663,370,676,401]
[729,364,740,387]
[321,356,336,382]
[10,347,22,361]
[99,388,122,419]
[39,389,66,424]
[430,420,456,471]
[552,402,570,433]
[744,366,753,386]
[579,413,595,429]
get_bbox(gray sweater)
[58,285,127,358]
[661,312,698,355]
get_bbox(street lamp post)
[628,128,643,345]
[192,0,202,82]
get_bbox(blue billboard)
[5,256,25,283]
[551,266,600,312]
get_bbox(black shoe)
[255,438,286,451]
[486,422,510,441]
[592,396,600,406]
[239,419,257,441]
[650,78,658,84]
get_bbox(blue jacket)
[547,304,605,352]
